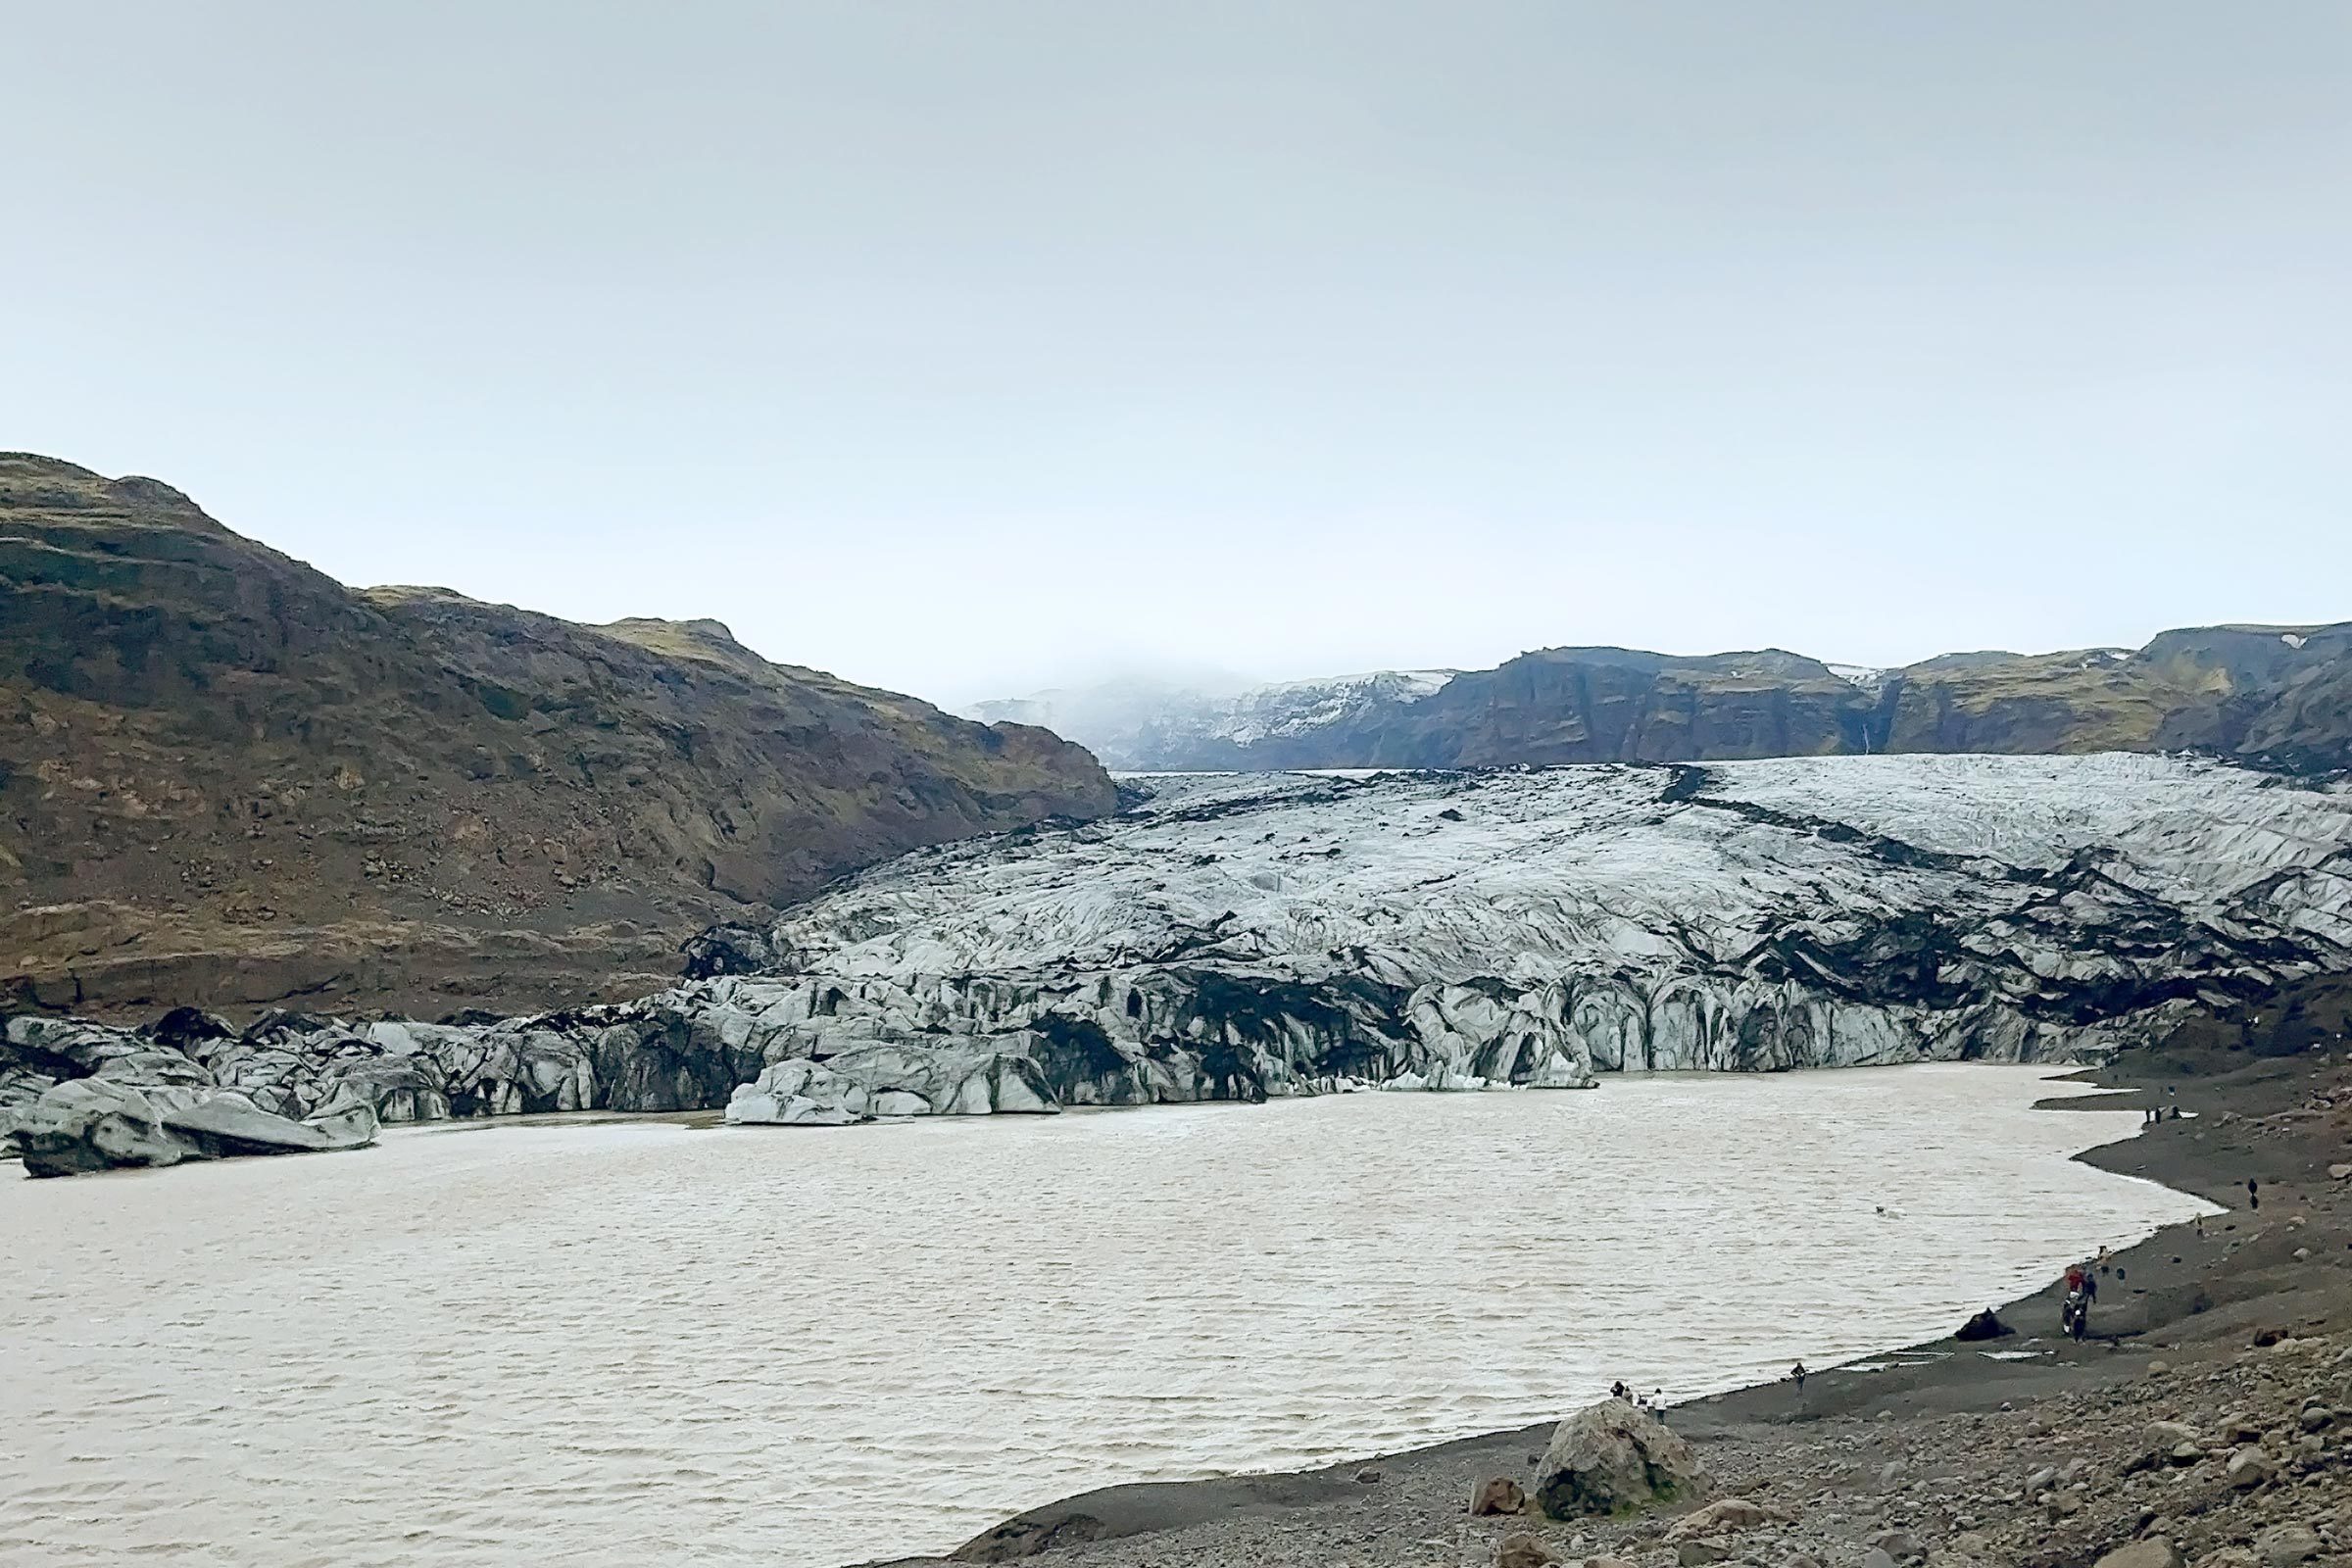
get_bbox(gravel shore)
[864,1038,2352,1568]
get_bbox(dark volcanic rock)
[1955,1307,2013,1342]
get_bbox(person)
[1611,1380,1630,1400]
[2062,1265,2090,1339]
[2248,1177,2261,1211]
[1790,1360,1808,1393]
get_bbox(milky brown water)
[1,1066,2204,1568]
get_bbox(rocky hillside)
[981,629,2352,773]
[0,454,1117,1017]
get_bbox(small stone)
[1679,1543,1733,1566]
[1859,1551,1898,1568]
[2025,1465,2058,1494]
[2297,1405,2332,1431]
[1495,1532,1565,1568]
[2169,1442,2205,1465]
[2148,1360,2172,1376]
[2226,1448,2273,1489]
[1868,1532,1920,1558]
[1354,1465,1382,1484]
[2047,1493,2084,1518]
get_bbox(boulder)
[2091,1542,2183,1568]
[2253,1525,2320,1568]
[1470,1476,1527,1515]
[1535,1397,1709,1519]
[1955,1308,2011,1342]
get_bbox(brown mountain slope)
[0,453,1116,1018]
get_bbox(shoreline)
[869,1042,2352,1567]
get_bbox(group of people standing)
[1608,1379,1667,1412]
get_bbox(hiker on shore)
[2248,1177,2260,1210]
[1790,1360,1807,1393]
[1611,1380,1629,1400]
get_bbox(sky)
[5,3,2348,710]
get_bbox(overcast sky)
[6,3,2348,708]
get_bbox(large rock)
[1954,1307,2012,1342]
[1535,1396,1710,1519]
[2254,1525,2321,1568]
[2087,1551,2176,1568]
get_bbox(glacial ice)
[652,755,2352,1114]
[7,755,2348,1155]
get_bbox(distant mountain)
[974,628,2352,774]
[0,454,1117,1018]
[968,669,1459,771]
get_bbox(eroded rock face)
[1535,1396,1710,1518]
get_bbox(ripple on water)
[0,1065,2207,1568]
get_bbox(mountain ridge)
[0,453,1117,1018]
[975,623,2352,773]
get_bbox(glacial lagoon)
[1,1065,2208,1568]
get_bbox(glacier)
[680,755,2352,1101]
[7,755,2350,1163]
